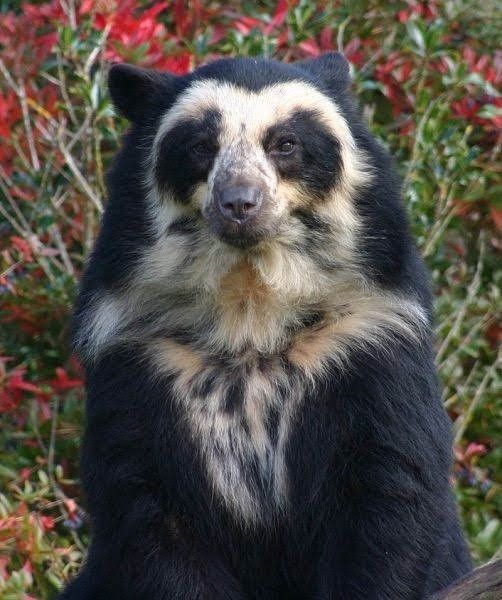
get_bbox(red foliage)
[0,90,21,138]
[396,1,439,23]
[10,236,34,262]
[0,1,62,78]
[485,321,502,349]
[0,367,48,413]
[462,46,501,87]
[451,96,502,133]
[51,367,84,392]
[234,0,295,38]
[343,38,366,68]
[455,442,488,466]
[81,0,193,72]
[448,47,502,139]
[40,515,55,531]
[0,364,83,417]
[266,0,290,33]
[375,52,414,115]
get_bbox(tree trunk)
[432,560,502,599]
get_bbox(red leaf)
[319,26,333,51]
[397,9,410,23]
[10,235,33,262]
[464,442,487,460]
[64,498,78,518]
[344,38,365,67]
[154,53,191,75]
[0,557,8,579]
[51,367,83,391]
[19,467,31,482]
[234,16,262,35]
[298,38,321,57]
[79,0,94,15]
[490,207,502,230]
[173,0,192,37]
[11,185,36,202]
[8,370,43,395]
[40,515,55,531]
[485,321,502,349]
[0,388,21,412]
[142,2,168,20]
[264,0,289,34]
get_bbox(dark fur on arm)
[58,349,245,600]
[311,340,472,599]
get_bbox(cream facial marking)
[154,79,360,154]
[144,80,371,289]
[150,79,370,222]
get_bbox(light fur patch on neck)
[287,294,428,379]
[143,289,427,525]
[76,246,427,367]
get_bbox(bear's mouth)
[212,220,274,249]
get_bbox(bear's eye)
[191,140,216,157]
[271,138,297,156]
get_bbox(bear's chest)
[150,339,304,523]
[184,362,305,524]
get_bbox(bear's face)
[151,78,363,249]
[109,55,369,255]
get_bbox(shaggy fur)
[60,53,471,599]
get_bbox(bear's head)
[75,55,430,363]
[109,54,366,254]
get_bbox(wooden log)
[431,560,502,599]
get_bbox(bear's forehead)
[154,79,351,146]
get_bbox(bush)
[0,1,500,597]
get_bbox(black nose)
[217,186,262,222]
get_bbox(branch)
[431,560,502,599]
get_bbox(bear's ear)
[108,63,176,122]
[296,52,351,92]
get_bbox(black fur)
[292,209,332,234]
[62,54,472,599]
[156,109,222,202]
[263,110,342,197]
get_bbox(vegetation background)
[0,0,500,597]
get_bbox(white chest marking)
[185,366,300,523]
[150,340,301,523]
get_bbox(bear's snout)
[215,184,263,224]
